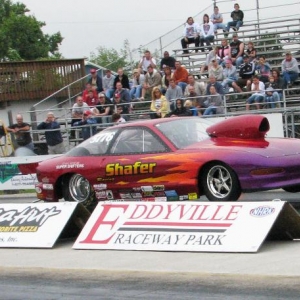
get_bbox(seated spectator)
[186,85,206,114]
[245,41,257,63]
[211,6,226,34]
[160,51,176,70]
[85,90,99,107]
[265,73,283,102]
[165,98,192,117]
[265,87,280,108]
[113,86,130,120]
[130,69,145,100]
[102,69,115,99]
[71,96,91,126]
[255,56,271,83]
[165,78,183,110]
[232,54,255,93]
[229,33,244,69]
[112,112,126,124]
[221,59,238,93]
[141,65,162,100]
[173,61,189,92]
[113,98,129,121]
[92,93,113,123]
[82,83,98,102]
[150,88,169,119]
[203,85,224,116]
[209,58,223,81]
[184,74,206,97]
[113,68,130,90]
[184,99,198,116]
[217,39,231,67]
[281,51,299,88]
[181,17,200,54]
[199,14,215,52]
[206,75,224,95]
[246,75,265,110]
[114,82,131,103]
[200,46,218,75]
[73,110,97,140]
[88,68,103,93]
[161,66,174,95]
[225,3,244,33]
[138,50,157,74]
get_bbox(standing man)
[281,51,299,88]
[37,112,65,154]
[225,3,244,33]
[160,51,176,70]
[138,50,157,74]
[173,61,189,92]
[102,69,115,99]
[6,114,34,151]
[211,6,226,34]
[88,68,103,93]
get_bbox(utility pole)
[256,0,261,34]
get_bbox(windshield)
[156,118,212,148]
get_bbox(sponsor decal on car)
[153,185,165,191]
[179,195,189,201]
[105,162,156,176]
[93,184,107,191]
[141,186,153,192]
[56,162,84,169]
[250,206,275,217]
[131,193,142,199]
[165,190,179,201]
[188,193,198,200]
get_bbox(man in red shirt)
[173,61,189,92]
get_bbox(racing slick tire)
[201,162,241,201]
[282,185,300,193]
[62,173,96,209]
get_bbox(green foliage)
[0,0,63,61]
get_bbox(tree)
[0,0,63,61]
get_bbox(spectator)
[245,41,257,63]
[113,68,130,90]
[161,66,174,95]
[255,56,271,83]
[165,78,183,109]
[221,59,238,93]
[37,112,65,154]
[71,96,90,126]
[173,61,189,92]
[181,17,200,54]
[102,69,115,99]
[200,46,218,75]
[186,85,206,114]
[6,114,34,151]
[141,65,162,100]
[265,86,280,109]
[92,93,113,124]
[209,58,224,81]
[84,89,99,107]
[210,6,226,34]
[88,68,103,93]
[229,33,244,69]
[281,51,299,88]
[150,87,169,119]
[199,14,215,52]
[113,82,131,103]
[246,75,265,110]
[184,74,206,97]
[206,75,224,95]
[73,110,97,140]
[130,69,145,100]
[203,85,224,116]
[165,98,192,117]
[184,99,198,116]
[217,38,231,67]
[160,51,176,70]
[112,113,126,124]
[266,71,284,100]
[138,50,157,74]
[225,3,244,33]
[232,54,255,93]
[82,83,98,102]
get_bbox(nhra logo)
[250,206,275,217]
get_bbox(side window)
[110,128,167,154]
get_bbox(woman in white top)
[181,17,200,54]
[199,14,215,52]
[246,75,265,110]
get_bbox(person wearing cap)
[73,110,97,141]
[231,54,255,93]
[141,65,162,100]
[113,68,130,90]
[130,69,145,100]
[281,51,299,88]
[138,50,157,74]
[160,51,176,70]
[87,68,103,93]
[221,59,238,93]
[229,33,244,69]
[225,3,244,33]
[93,93,113,124]
[181,17,200,54]
[245,75,265,111]
[165,98,192,118]
[102,69,115,99]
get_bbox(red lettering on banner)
[224,205,243,220]
[80,204,128,244]
[145,205,164,219]
[129,204,148,219]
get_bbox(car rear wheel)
[283,186,300,193]
[201,163,241,201]
[63,174,95,208]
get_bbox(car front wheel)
[201,163,241,201]
[63,174,95,208]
